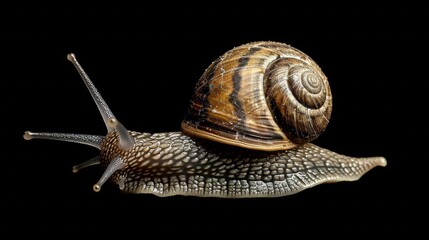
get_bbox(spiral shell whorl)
[264,57,332,144]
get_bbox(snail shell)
[182,41,332,151]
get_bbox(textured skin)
[100,131,386,198]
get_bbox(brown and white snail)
[23,41,386,197]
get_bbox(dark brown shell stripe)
[182,41,332,151]
[230,46,261,131]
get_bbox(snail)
[23,41,386,198]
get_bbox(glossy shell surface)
[182,41,332,151]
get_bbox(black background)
[4,10,428,233]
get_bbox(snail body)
[23,41,386,197]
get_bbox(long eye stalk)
[67,53,134,151]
